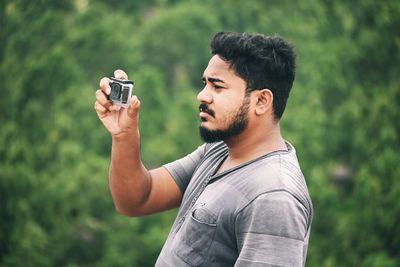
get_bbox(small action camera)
[108,77,134,108]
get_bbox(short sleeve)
[163,144,207,193]
[234,191,310,267]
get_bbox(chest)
[167,177,242,266]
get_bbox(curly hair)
[210,32,296,120]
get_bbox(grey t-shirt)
[155,141,313,267]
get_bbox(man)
[94,32,313,267]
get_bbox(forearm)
[109,130,151,216]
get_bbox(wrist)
[111,129,140,143]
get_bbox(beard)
[199,96,250,143]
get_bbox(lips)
[199,104,215,118]
[200,112,211,122]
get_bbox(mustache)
[199,104,215,118]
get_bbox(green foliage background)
[1,0,399,266]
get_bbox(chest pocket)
[174,206,218,266]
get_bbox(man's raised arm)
[94,69,182,216]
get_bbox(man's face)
[197,55,251,143]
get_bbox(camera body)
[108,77,134,108]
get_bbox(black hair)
[210,31,296,120]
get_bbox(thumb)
[114,69,128,80]
[127,95,141,119]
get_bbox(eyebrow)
[202,76,226,84]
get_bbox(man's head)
[198,32,296,143]
[211,31,296,120]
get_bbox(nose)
[197,86,213,104]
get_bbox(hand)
[94,69,141,137]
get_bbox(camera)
[108,77,134,108]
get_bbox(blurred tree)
[1,1,80,266]
[130,3,221,93]
[294,1,400,266]
[65,2,137,86]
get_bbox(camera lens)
[110,82,122,100]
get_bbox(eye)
[214,84,224,89]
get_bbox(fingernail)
[106,87,111,95]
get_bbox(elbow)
[115,207,136,217]
[114,204,144,217]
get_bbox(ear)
[254,89,273,116]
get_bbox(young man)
[94,32,313,267]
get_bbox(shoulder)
[236,149,305,197]
[233,146,313,224]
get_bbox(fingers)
[94,101,108,117]
[99,77,111,95]
[95,89,112,108]
[114,69,128,80]
[94,89,115,117]
[127,95,141,118]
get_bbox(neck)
[224,122,286,162]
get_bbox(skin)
[94,55,287,216]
